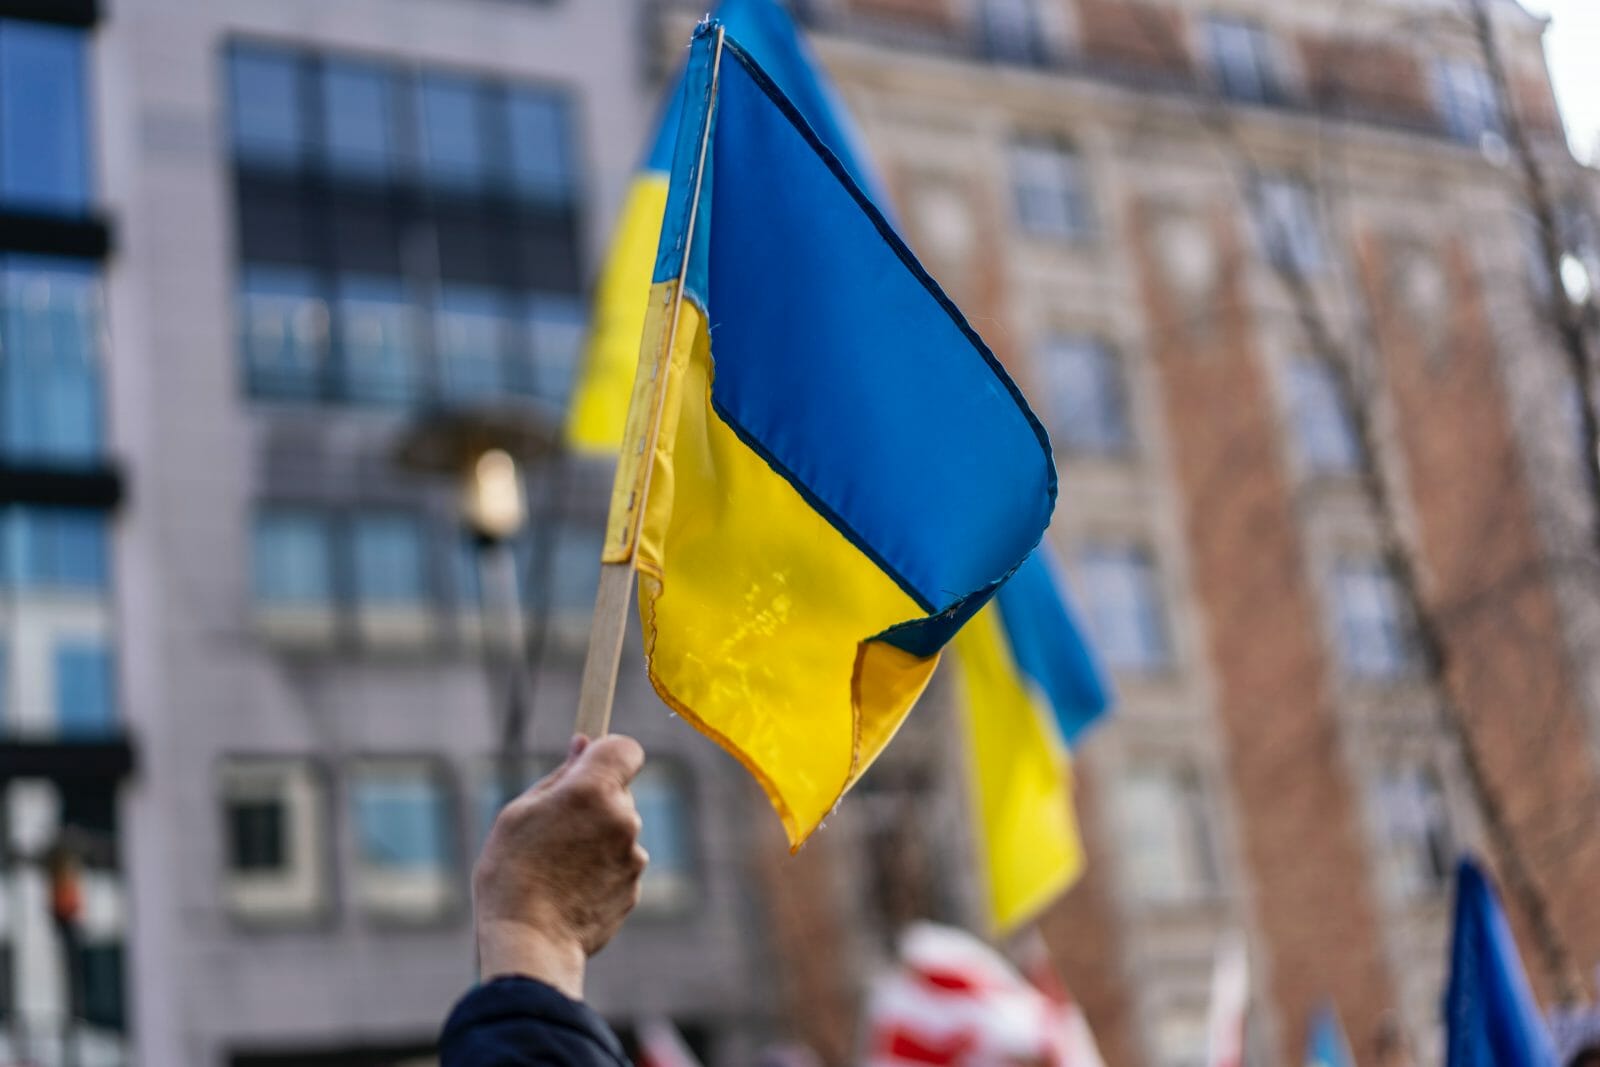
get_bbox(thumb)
[570,734,646,791]
[523,735,591,797]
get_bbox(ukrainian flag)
[566,0,885,453]
[621,20,1056,846]
[953,545,1113,930]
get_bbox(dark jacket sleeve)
[440,976,630,1067]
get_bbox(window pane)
[506,88,572,202]
[438,286,508,400]
[220,759,329,922]
[252,510,332,606]
[979,0,1044,63]
[1374,764,1452,899]
[1254,176,1322,274]
[1077,546,1170,672]
[418,75,487,189]
[229,46,305,167]
[1038,336,1130,455]
[78,942,125,1032]
[1207,18,1277,105]
[549,524,603,619]
[634,764,695,913]
[0,20,89,213]
[1288,359,1361,474]
[1332,562,1414,680]
[336,275,417,405]
[228,797,287,873]
[239,266,328,399]
[1117,767,1216,904]
[523,294,585,404]
[0,508,108,591]
[54,639,114,737]
[0,257,102,462]
[1009,137,1091,240]
[1434,60,1501,145]
[352,769,450,872]
[352,513,426,606]
[321,62,397,179]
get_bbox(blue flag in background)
[1305,1003,1353,1067]
[1445,857,1559,1067]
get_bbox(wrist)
[477,917,587,1000]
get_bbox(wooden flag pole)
[574,26,725,739]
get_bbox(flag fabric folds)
[953,545,1112,931]
[565,0,884,453]
[1205,933,1251,1067]
[626,22,1055,847]
[1445,857,1559,1067]
[864,923,1106,1067]
[1304,1004,1354,1067]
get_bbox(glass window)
[0,508,108,592]
[1152,1002,1209,1067]
[438,286,509,401]
[239,266,328,400]
[978,0,1046,64]
[352,513,427,607]
[321,61,398,179]
[0,20,89,213]
[78,942,124,1033]
[229,46,306,168]
[54,639,113,737]
[251,509,332,607]
[550,524,603,620]
[418,75,488,190]
[336,275,417,406]
[1009,136,1094,241]
[506,88,573,202]
[0,257,102,463]
[228,795,287,873]
[1433,59,1501,146]
[1330,561,1417,681]
[1115,765,1219,905]
[220,759,329,922]
[1037,335,1131,456]
[634,762,696,914]
[1373,763,1453,900]
[1288,358,1362,474]
[350,761,455,920]
[523,295,585,405]
[1077,545,1171,673]
[1253,174,1323,275]
[1205,17,1280,105]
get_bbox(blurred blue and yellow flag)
[1305,1003,1354,1067]
[616,20,1056,846]
[566,0,885,453]
[954,546,1113,930]
[1445,858,1559,1067]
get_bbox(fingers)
[571,734,646,791]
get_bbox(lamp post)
[395,402,563,814]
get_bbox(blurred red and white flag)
[637,1018,703,1067]
[1021,938,1107,1067]
[1205,933,1251,1067]
[864,922,1103,1067]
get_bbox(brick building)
[635,0,1600,1065]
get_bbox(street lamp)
[394,400,564,815]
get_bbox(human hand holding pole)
[472,733,649,1000]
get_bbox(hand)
[472,734,649,999]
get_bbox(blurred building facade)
[5,0,1600,1065]
[2,0,794,1064]
[662,0,1600,1065]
